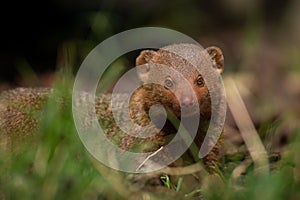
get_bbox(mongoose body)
[0,43,225,170]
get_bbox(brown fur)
[133,43,225,170]
[0,44,225,171]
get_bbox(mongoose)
[0,43,225,170]
[130,43,225,169]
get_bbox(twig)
[136,146,164,171]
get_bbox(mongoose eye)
[196,76,205,87]
[164,78,174,89]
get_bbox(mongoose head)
[135,43,224,118]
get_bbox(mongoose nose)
[181,97,194,107]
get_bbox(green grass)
[0,83,111,199]
[1,68,300,199]
[1,78,300,199]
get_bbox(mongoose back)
[0,43,225,170]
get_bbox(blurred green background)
[1,0,299,127]
[1,0,299,81]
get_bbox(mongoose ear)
[136,50,157,66]
[136,50,157,82]
[206,46,224,74]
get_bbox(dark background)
[0,0,297,85]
